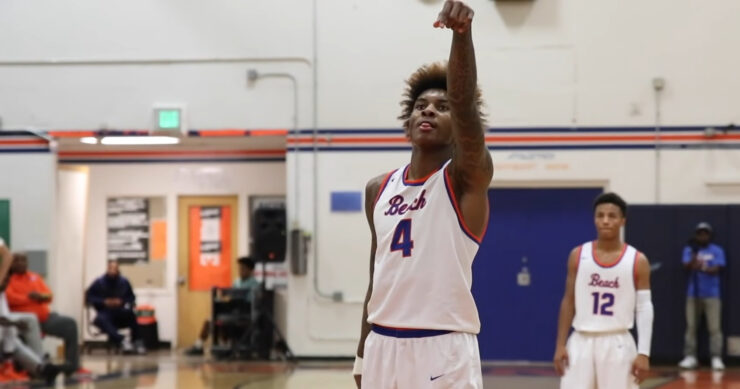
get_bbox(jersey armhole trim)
[373,170,396,206]
[443,167,485,245]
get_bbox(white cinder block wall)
[2,0,740,355]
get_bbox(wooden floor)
[28,353,737,388]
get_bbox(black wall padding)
[626,205,737,363]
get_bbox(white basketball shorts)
[561,331,639,389]
[361,325,482,389]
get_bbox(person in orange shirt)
[6,253,90,378]
[0,240,61,385]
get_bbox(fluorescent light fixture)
[101,136,180,145]
[80,137,98,145]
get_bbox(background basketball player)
[353,0,493,388]
[553,193,654,389]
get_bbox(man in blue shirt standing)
[678,222,726,370]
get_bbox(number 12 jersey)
[572,241,639,333]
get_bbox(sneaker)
[135,340,147,355]
[2,361,28,383]
[711,357,725,370]
[185,346,204,356]
[0,361,14,374]
[68,367,94,378]
[121,339,135,354]
[38,363,61,385]
[8,371,29,383]
[679,355,698,369]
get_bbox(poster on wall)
[254,262,288,290]
[107,198,149,264]
[189,206,232,291]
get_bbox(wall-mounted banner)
[107,198,149,264]
[189,206,232,291]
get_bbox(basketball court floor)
[37,353,737,388]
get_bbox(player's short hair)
[398,62,484,125]
[593,192,627,217]
[238,256,255,270]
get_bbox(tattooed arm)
[435,0,493,238]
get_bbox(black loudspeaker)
[253,206,287,262]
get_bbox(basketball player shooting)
[554,193,654,389]
[352,1,492,388]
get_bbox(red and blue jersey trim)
[592,241,628,268]
[575,244,584,273]
[373,169,397,207]
[402,164,442,186]
[442,167,487,245]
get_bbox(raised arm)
[435,1,493,237]
[553,247,579,376]
[354,173,385,388]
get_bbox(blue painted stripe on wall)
[289,146,413,152]
[287,145,654,152]
[2,126,730,136]
[290,126,728,135]
[287,143,740,152]
[483,126,719,133]
[0,131,44,137]
[488,144,657,150]
[291,129,405,135]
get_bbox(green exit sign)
[155,108,181,130]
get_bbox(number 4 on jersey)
[391,219,414,257]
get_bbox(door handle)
[177,276,186,286]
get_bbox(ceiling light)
[101,136,180,145]
[80,137,98,145]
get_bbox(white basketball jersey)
[366,161,484,334]
[572,241,639,332]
